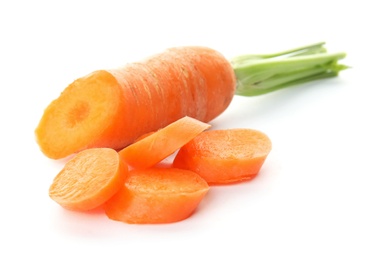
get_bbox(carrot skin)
[35,47,235,159]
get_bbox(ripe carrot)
[35,42,347,159]
[173,129,272,184]
[104,167,210,224]
[119,116,211,170]
[49,148,128,211]
[35,47,235,159]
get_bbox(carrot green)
[232,42,348,96]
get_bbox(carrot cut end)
[35,70,122,159]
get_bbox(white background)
[1,0,378,259]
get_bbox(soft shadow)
[211,79,343,128]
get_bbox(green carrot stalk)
[231,42,349,96]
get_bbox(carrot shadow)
[211,79,343,128]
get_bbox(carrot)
[119,116,211,170]
[35,42,347,159]
[133,131,155,142]
[173,129,272,184]
[35,47,235,159]
[49,148,128,211]
[104,167,209,224]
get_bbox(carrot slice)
[119,116,211,169]
[173,129,272,184]
[104,168,209,224]
[49,148,128,211]
[133,131,155,142]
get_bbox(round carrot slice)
[173,129,272,184]
[104,168,209,224]
[49,148,128,211]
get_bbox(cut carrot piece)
[133,131,155,142]
[119,116,211,169]
[36,43,347,159]
[104,168,209,224]
[35,47,235,159]
[49,148,128,211]
[173,129,272,184]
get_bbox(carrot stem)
[231,42,349,96]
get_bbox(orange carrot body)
[119,116,211,169]
[104,168,209,224]
[49,148,128,211]
[173,129,272,184]
[35,47,236,159]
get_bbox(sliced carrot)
[119,116,211,169]
[35,46,235,159]
[36,43,347,160]
[133,131,155,142]
[104,168,210,224]
[49,148,128,211]
[173,129,272,184]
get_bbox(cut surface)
[104,168,209,224]
[49,148,128,211]
[173,129,272,184]
[35,70,122,159]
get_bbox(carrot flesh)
[119,116,211,170]
[35,71,126,159]
[104,168,210,224]
[133,131,155,142]
[49,148,128,211]
[173,129,272,184]
[35,46,236,159]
